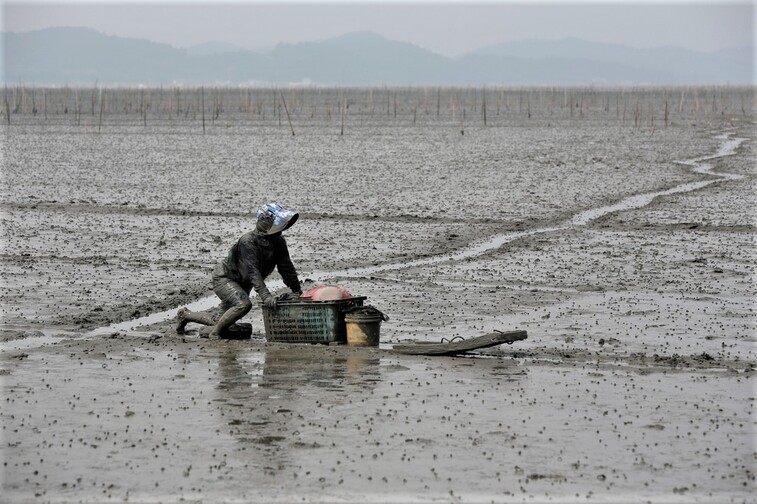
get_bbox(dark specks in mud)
[527,473,567,482]
[0,330,45,342]
[652,352,714,368]
[292,441,323,449]
[2,95,754,503]
[644,424,666,430]
[251,436,286,445]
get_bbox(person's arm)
[276,237,302,295]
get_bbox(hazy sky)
[2,1,754,56]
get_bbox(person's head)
[255,202,299,235]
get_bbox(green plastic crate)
[261,297,366,343]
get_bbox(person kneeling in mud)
[176,202,303,339]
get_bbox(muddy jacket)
[222,231,300,299]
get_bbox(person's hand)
[277,291,302,302]
[262,295,277,310]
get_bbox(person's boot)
[176,308,216,334]
[175,307,190,334]
[200,301,251,340]
[198,326,219,340]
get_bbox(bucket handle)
[345,305,389,321]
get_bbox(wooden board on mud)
[390,330,527,356]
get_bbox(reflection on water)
[261,346,382,392]
[213,344,382,474]
[217,349,263,392]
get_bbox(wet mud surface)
[2,333,755,503]
[1,90,755,502]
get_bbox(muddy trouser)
[212,261,251,311]
[202,260,254,335]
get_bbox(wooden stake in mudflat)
[140,88,147,128]
[98,89,104,133]
[91,80,98,115]
[75,89,81,126]
[280,90,295,136]
[4,88,10,125]
[482,86,487,126]
[340,94,346,136]
[664,100,669,128]
[201,86,205,134]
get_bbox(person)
[176,202,303,339]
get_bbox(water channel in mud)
[98,132,746,337]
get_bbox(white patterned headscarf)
[255,202,299,235]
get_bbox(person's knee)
[233,297,252,316]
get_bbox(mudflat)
[1,87,754,502]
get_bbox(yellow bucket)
[345,312,383,347]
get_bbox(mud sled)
[391,330,527,356]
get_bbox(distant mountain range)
[1,27,753,86]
